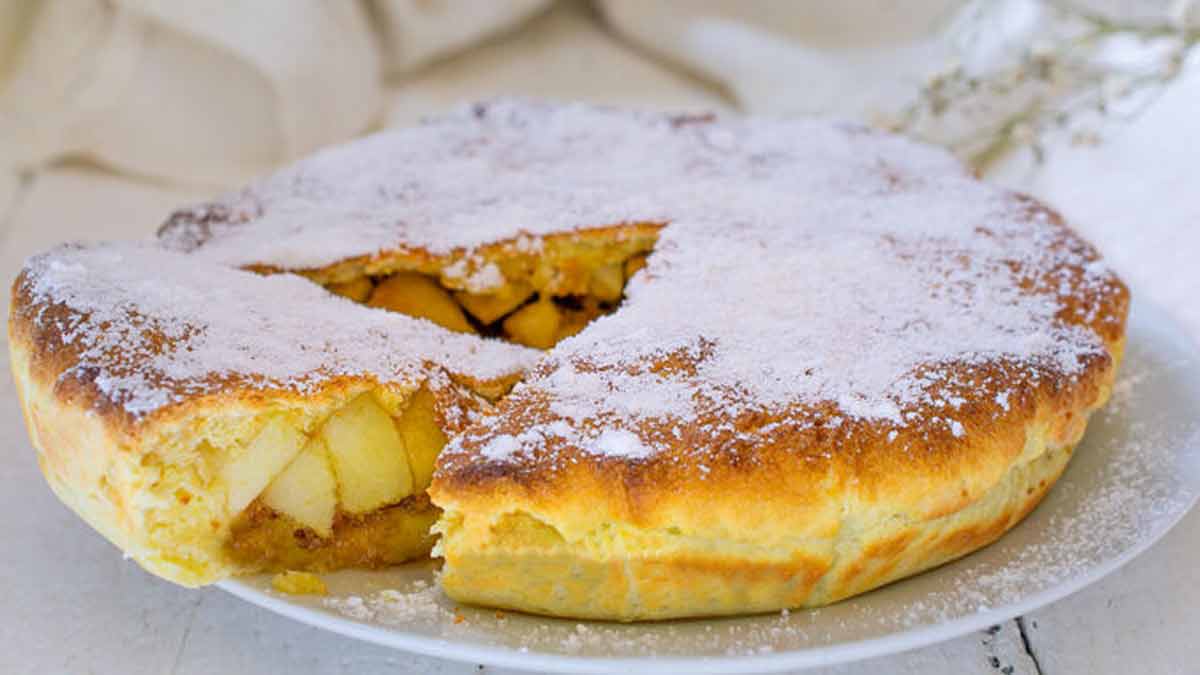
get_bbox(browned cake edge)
[9,211,1130,616]
[433,362,1118,620]
[429,328,1125,620]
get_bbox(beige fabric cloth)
[0,0,551,187]
[596,0,1199,122]
[594,0,1093,164]
[373,0,552,75]
[596,0,967,122]
[0,0,381,187]
[387,1,725,127]
[0,168,15,217]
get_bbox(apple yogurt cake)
[10,100,1128,620]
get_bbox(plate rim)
[218,301,1200,674]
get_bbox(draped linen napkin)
[0,0,552,187]
[0,0,381,187]
[597,0,1199,122]
[596,0,979,122]
[374,0,551,75]
[387,1,726,127]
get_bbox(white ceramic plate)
[220,302,1200,674]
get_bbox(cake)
[9,100,1128,620]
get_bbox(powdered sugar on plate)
[323,580,451,626]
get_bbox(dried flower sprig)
[886,0,1200,170]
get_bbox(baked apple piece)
[327,277,374,302]
[369,273,475,334]
[222,417,307,514]
[502,297,562,349]
[321,393,414,513]
[455,282,535,324]
[395,387,447,493]
[261,437,339,536]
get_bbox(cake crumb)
[272,570,328,596]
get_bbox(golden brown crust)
[434,363,1113,619]
[438,444,1072,620]
[428,205,1129,620]
[432,330,1124,542]
[10,218,1129,603]
[4,218,659,586]
[9,309,486,585]
[430,202,1128,522]
[8,268,512,439]
[9,101,1131,620]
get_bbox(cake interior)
[220,230,659,574]
[310,227,661,349]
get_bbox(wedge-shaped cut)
[327,277,373,302]
[322,393,414,514]
[368,272,475,334]
[396,388,448,492]
[262,437,338,536]
[502,297,561,349]
[589,263,625,303]
[455,282,534,324]
[224,417,307,514]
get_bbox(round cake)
[9,100,1128,621]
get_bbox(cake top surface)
[15,242,539,419]
[18,101,1127,456]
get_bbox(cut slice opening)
[222,388,448,572]
[317,228,659,349]
[220,227,660,575]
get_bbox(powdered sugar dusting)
[591,428,653,459]
[17,243,538,418]
[337,101,1124,464]
[30,101,1124,438]
[949,419,966,438]
[322,580,451,625]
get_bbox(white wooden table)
[0,167,1195,675]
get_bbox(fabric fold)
[0,0,382,187]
